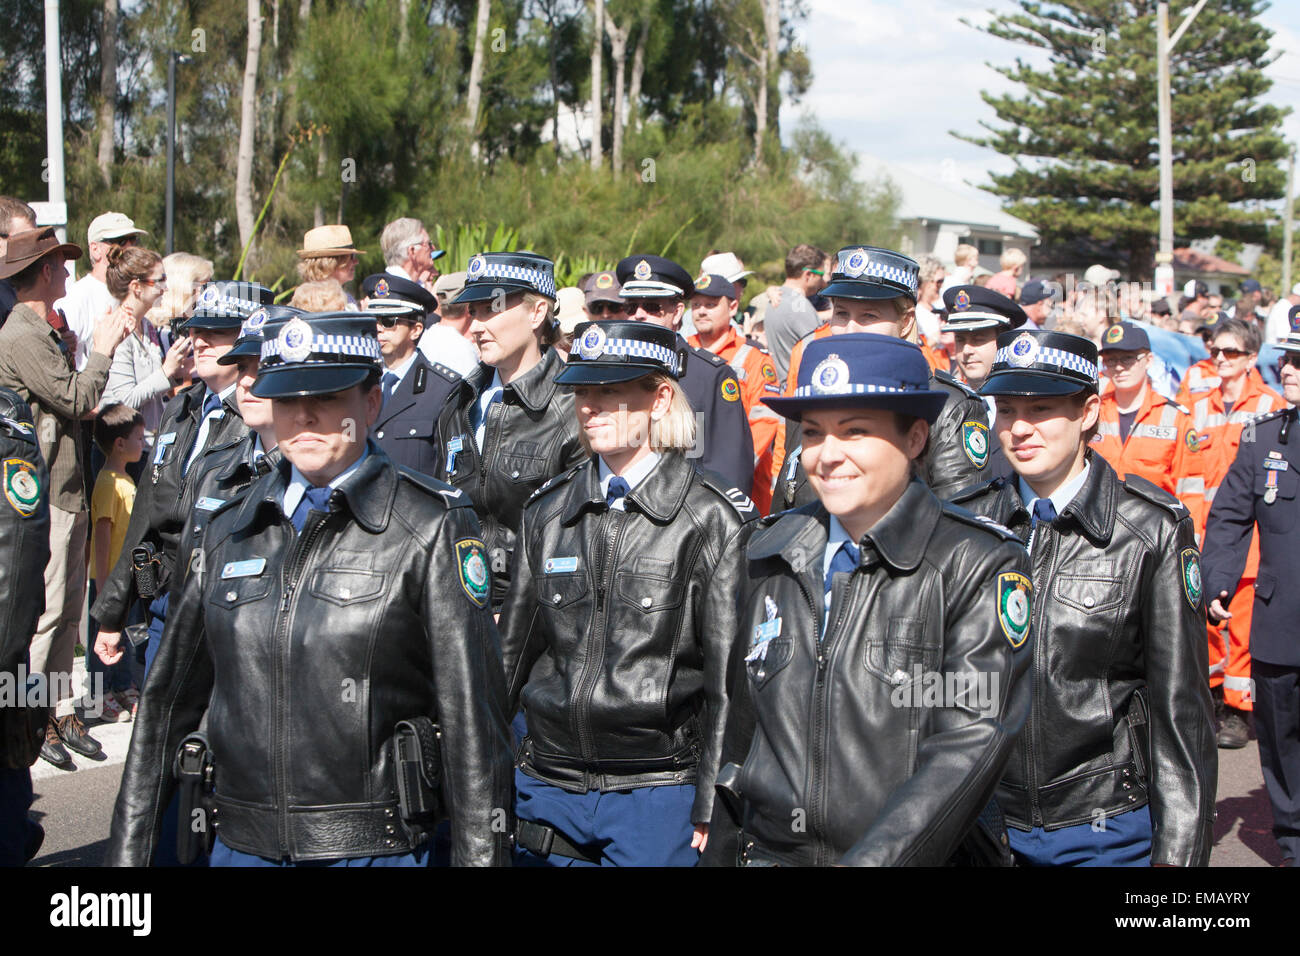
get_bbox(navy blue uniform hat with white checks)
[762,333,948,424]
[218,304,304,365]
[1098,321,1150,353]
[183,280,275,331]
[940,284,1027,331]
[555,320,688,385]
[251,311,383,398]
[980,329,1099,397]
[616,254,694,299]
[821,246,919,303]
[361,272,436,317]
[452,251,557,304]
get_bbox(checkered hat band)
[199,294,263,317]
[583,337,677,367]
[860,260,917,296]
[996,345,1098,382]
[261,334,383,362]
[469,262,556,298]
[793,383,915,398]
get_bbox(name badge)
[445,436,464,473]
[195,496,225,511]
[221,558,267,579]
[153,432,178,464]
[1263,459,1289,471]
[752,618,782,643]
[544,556,579,574]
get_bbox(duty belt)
[515,820,602,865]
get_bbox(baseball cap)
[87,212,148,245]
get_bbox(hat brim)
[296,247,363,258]
[822,280,915,302]
[251,363,374,398]
[0,241,84,279]
[92,228,148,242]
[216,340,263,364]
[453,281,549,304]
[762,390,947,425]
[554,363,661,386]
[979,371,1093,397]
[181,315,245,331]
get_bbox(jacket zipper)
[1025,521,1057,829]
[273,510,330,856]
[792,569,832,865]
[574,508,626,768]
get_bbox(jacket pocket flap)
[616,571,684,612]
[1254,572,1275,601]
[1052,574,1124,614]
[308,569,386,606]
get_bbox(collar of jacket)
[467,347,564,414]
[560,451,693,525]
[217,437,282,483]
[1002,451,1116,547]
[748,478,941,573]
[231,441,395,535]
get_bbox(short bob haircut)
[575,372,697,455]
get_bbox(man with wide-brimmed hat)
[0,227,133,769]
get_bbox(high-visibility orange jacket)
[771,323,833,493]
[1090,385,1203,502]
[688,325,781,512]
[919,340,950,374]
[1176,358,1221,407]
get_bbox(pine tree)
[956,0,1289,279]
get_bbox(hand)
[95,630,124,666]
[92,305,132,357]
[161,334,191,381]
[1208,590,1232,623]
[692,824,709,853]
[57,320,77,355]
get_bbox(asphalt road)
[25,671,1287,867]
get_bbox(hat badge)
[595,272,614,290]
[1104,324,1124,344]
[955,290,971,311]
[1008,332,1039,368]
[694,273,710,291]
[577,324,607,361]
[844,249,868,278]
[374,278,389,297]
[467,255,487,281]
[278,317,314,363]
[198,284,220,308]
[811,353,852,395]
[634,259,653,281]
[245,308,268,331]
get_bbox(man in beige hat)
[0,228,132,769]
[296,224,364,306]
[53,212,147,370]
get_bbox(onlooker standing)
[88,404,146,722]
[296,224,363,306]
[103,247,191,449]
[52,212,147,370]
[410,271,477,376]
[289,279,348,312]
[0,197,37,326]
[0,227,130,770]
[1265,282,1300,347]
[985,247,1026,297]
[380,217,444,289]
[940,243,979,294]
[147,252,213,341]
[913,254,947,347]
[763,243,830,382]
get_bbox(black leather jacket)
[435,348,585,608]
[773,372,991,512]
[106,449,514,865]
[705,480,1033,866]
[499,451,758,824]
[950,454,1217,866]
[93,382,247,628]
[0,391,51,770]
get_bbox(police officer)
[705,333,1033,866]
[360,272,461,476]
[92,280,274,674]
[941,284,1030,478]
[500,320,756,866]
[0,390,50,865]
[771,247,993,511]
[615,254,755,491]
[107,311,514,866]
[1202,330,1300,865]
[951,329,1217,866]
[434,251,585,611]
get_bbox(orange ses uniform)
[1176,358,1220,406]
[1090,385,1202,501]
[688,325,781,512]
[1187,368,1288,711]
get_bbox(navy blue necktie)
[202,391,221,417]
[1032,498,1057,528]
[291,486,332,532]
[824,540,860,597]
[606,476,631,508]
[381,372,399,406]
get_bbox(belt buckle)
[518,820,554,857]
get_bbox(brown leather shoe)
[1216,709,1250,749]
[55,713,103,758]
[39,717,73,770]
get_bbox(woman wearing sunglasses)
[1183,317,1288,749]
[435,252,586,611]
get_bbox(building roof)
[1172,247,1250,277]
[858,154,1039,241]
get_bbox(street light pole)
[166,51,177,255]
[1155,0,1208,292]
[43,0,67,242]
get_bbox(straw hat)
[298,224,364,259]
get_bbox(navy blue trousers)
[210,835,430,867]
[1009,805,1152,866]
[1253,661,1300,863]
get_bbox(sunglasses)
[140,275,167,287]
[1210,347,1248,359]
[374,312,421,328]
[1100,352,1147,369]
[1282,353,1300,370]
[589,301,626,317]
[623,298,674,316]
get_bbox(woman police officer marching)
[703,333,1033,866]
[498,319,758,866]
[107,311,514,866]
[950,328,1217,866]
[435,252,586,610]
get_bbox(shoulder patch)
[397,465,474,507]
[697,471,759,520]
[996,571,1033,649]
[721,377,741,402]
[525,463,585,505]
[943,502,1021,542]
[454,537,491,608]
[1179,547,1203,611]
[961,420,990,469]
[1120,473,1188,519]
[3,458,41,517]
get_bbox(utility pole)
[1285,147,1296,295]
[1155,0,1208,294]
[43,0,67,243]
[165,52,192,256]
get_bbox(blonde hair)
[297,255,349,283]
[147,252,213,328]
[953,244,978,268]
[575,374,697,455]
[291,279,348,312]
[1000,247,1027,272]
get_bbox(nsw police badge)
[3,458,41,517]
[996,571,1032,649]
[456,538,491,608]
[962,420,990,469]
[1179,547,1202,610]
